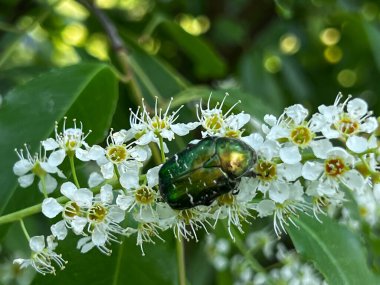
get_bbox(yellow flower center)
[135,186,155,205]
[88,204,108,223]
[32,162,46,177]
[324,157,347,177]
[256,160,277,181]
[225,129,241,138]
[64,201,81,218]
[336,115,359,136]
[106,145,128,164]
[205,114,223,130]
[290,125,314,147]
[151,116,167,130]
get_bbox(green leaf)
[160,21,227,79]
[32,232,177,285]
[122,36,188,103]
[0,63,118,217]
[287,213,378,285]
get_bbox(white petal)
[42,198,63,218]
[241,133,264,151]
[171,123,191,136]
[74,188,93,208]
[77,237,94,253]
[302,161,323,181]
[277,163,302,181]
[29,236,45,252]
[136,132,155,145]
[108,206,125,223]
[116,194,135,211]
[100,184,113,204]
[92,224,107,246]
[13,159,33,176]
[347,98,367,118]
[48,149,66,166]
[147,165,162,188]
[40,162,59,174]
[51,221,68,240]
[342,170,365,193]
[279,145,301,164]
[130,145,150,162]
[72,217,87,234]
[373,184,380,202]
[18,174,34,188]
[88,172,104,188]
[266,125,289,140]
[285,104,308,125]
[255,200,275,217]
[259,140,280,160]
[269,183,289,203]
[75,148,90,162]
[120,171,139,190]
[42,138,59,151]
[361,117,378,133]
[263,114,277,126]
[87,145,105,160]
[161,129,174,141]
[60,181,77,199]
[39,174,57,194]
[346,136,368,153]
[101,162,114,179]
[310,139,333,159]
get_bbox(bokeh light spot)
[337,69,357,87]
[320,28,341,46]
[279,33,300,55]
[264,55,282,73]
[177,14,210,36]
[324,46,343,63]
[61,23,88,46]
[85,34,109,60]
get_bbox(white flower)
[42,182,93,239]
[156,203,210,241]
[96,130,148,181]
[13,235,66,275]
[77,185,127,255]
[13,144,64,194]
[303,147,364,196]
[197,93,250,138]
[116,165,161,220]
[317,93,378,139]
[127,97,199,149]
[211,177,257,239]
[262,104,325,164]
[42,118,102,166]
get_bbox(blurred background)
[1,0,380,284]
[1,0,380,114]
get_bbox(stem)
[19,219,30,241]
[157,135,186,285]
[69,155,80,188]
[78,0,144,105]
[227,224,266,273]
[39,175,48,198]
[0,177,118,225]
[176,237,187,285]
[158,135,166,163]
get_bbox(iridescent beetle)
[159,137,257,210]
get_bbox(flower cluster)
[206,230,327,285]
[9,93,380,275]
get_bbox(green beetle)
[159,136,257,210]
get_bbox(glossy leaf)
[287,213,378,285]
[0,63,118,217]
[32,232,177,285]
